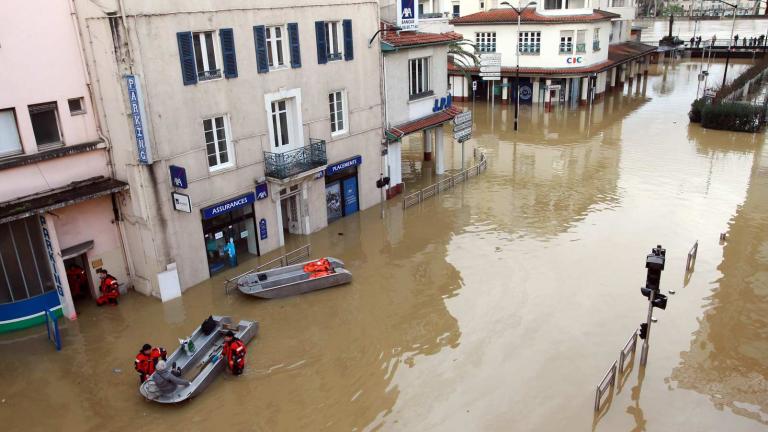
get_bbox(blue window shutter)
[219,28,238,78]
[288,23,301,69]
[176,31,197,85]
[253,25,269,73]
[343,19,353,61]
[315,21,328,65]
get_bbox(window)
[329,90,346,135]
[325,21,344,61]
[270,100,291,148]
[519,31,541,54]
[409,57,431,99]
[193,31,221,81]
[480,1,485,9]
[476,32,496,53]
[0,109,22,157]
[68,98,86,115]
[266,26,288,69]
[593,28,601,51]
[453,3,460,16]
[576,30,587,53]
[544,0,562,9]
[559,31,574,54]
[203,116,233,170]
[29,102,62,148]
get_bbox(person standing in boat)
[150,360,190,394]
[222,330,247,375]
[95,269,120,306]
[135,344,167,383]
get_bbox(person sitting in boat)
[135,344,167,383]
[222,330,247,376]
[150,360,190,394]
[95,269,120,306]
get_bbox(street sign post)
[480,53,502,108]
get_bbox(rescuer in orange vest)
[95,268,119,306]
[222,330,246,375]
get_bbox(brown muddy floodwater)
[1,59,767,431]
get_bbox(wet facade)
[0,57,766,431]
[72,0,384,296]
[0,0,129,331]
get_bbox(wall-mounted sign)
[326,155,362,176]
[39,216,65,302]
[472,80,478,91]
[566,56,585,65]
[520,85,533,101]
[125,75,153,165]
[259,218,268,240]
[397,0,418,31]
[201,192,255,220]
[314,170,325,180]
[169,165,188,189]
[432,94,453,112]
[172,192,192,213]
[255,182,269,200]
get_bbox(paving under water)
[0,59,766,431]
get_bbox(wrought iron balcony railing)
[264,139,327,180]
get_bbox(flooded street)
[1,59,767,431]
[637,17,768,43]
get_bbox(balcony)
[264,139,327,181]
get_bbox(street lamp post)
[501,0,537,132]
[716,0,738,89]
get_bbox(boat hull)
[237,257,352,299]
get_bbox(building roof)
[380,22,463,49]
[448,41,656,77]
[0,176,129,224]
[386,106,462,140]
[450,8,620,25]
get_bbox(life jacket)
[135,347,166,378]
[222,338,246,370]
[303,259,331,274]
[309,271,332,279]
[99,275,119,298]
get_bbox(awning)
[61,240,95,260]
[386,106,462,140]
[0,176,129,224]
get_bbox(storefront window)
[202,205,259,275]
[0,217,54,304]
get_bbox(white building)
[72,0,384,296]
[449,0,655,107]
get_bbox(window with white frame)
[266,26,288,69]
[559,31,574,54]
[203,116,233,170]
[519,31,541,54]
[0,108,22,157]
[193,31,221,81]
[593,28,601,51]
[576,30,587,53]
[29,102,62,149]
[270,100,291,148]
[329,90,347,135]
[476,32,496,52]
[409,57,431,98]
[325,21,344,61]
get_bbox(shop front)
[201,192,260,275]
[325,155,361,223]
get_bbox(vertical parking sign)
[126,75,153,165]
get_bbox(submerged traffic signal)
[645,245,666,291]
[639,323,648,339]
[640,288,668,310]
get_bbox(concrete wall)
[384,45,450,127]
[0,0,99,155]
[74,0,383,294]
[456,21,612,70]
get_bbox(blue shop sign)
[169,165,188,189]
[259,218,268,240]
[326,155,362,176]
[255,182,268,200]
[202,193,255,220]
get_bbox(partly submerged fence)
[224,244,311,294]
[403,151,488,210]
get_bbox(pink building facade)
[0,0,129,332]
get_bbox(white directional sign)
[480,66,501,73]
[454,127,472,141]
[453,111,473,142]
[454,111,472,126]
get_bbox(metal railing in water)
[224,244,311,294]
[402,151,488,210]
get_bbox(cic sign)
[566,56,585,65]
[126,74,153,164]
[397,0,418,31]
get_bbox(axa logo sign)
[401,0,414,18]
[566,56,584,65]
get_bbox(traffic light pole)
[639,289,655,367]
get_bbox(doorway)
[64,254,92,301]
[280,185,303,236]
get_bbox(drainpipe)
[69,0,135,282]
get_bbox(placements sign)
[397,0,418,31]
[480,53,501,81]
[125,75,153,164]
[453,111,473,142]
